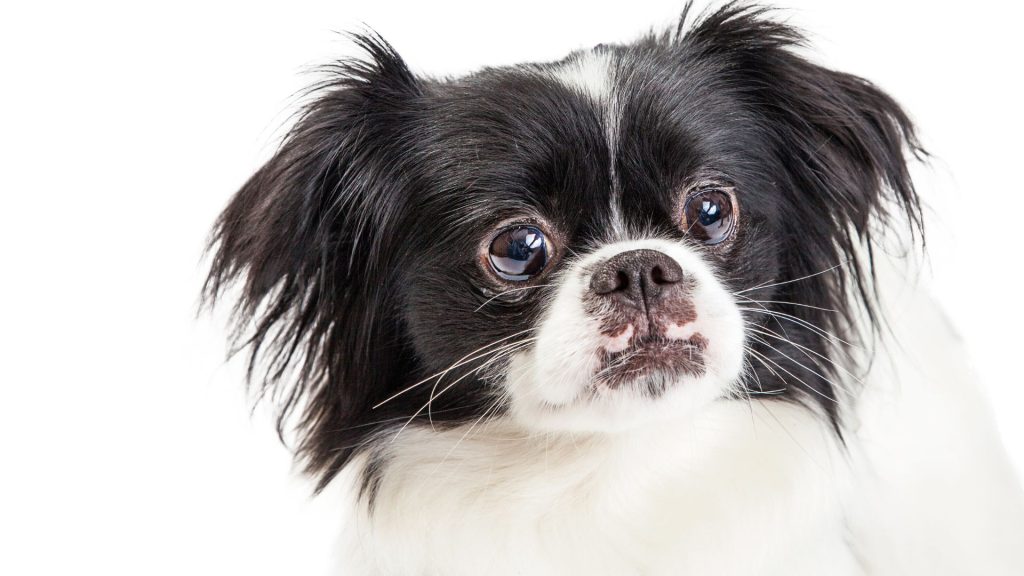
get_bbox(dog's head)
[205,4,921,491]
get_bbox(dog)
[204,3,1024,574]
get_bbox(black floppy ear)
[764,54,925,242]
[204,34,421,490]
[763,50,925,324]
[684,4,924,323]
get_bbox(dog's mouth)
[595,333,708,392]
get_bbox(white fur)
[341,401,858,576]
[549,51,613,103]
[326,251,1024,575]
[840,256,1024,573]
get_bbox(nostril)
[651,265,665,285]
[615,270,630,292]
[650,263,681,285]
[591,267,629,295]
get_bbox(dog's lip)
[607,334,706,358]
[595,333,708,389]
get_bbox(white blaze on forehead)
[548,50,624,238]
[549,50,614,102]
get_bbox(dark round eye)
[487,226,549,281]
[682,189,737,245]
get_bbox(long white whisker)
[757,398,828,471]
[474,284,556,312]
[733,293,793,340]
[743,346,791,394]
[372,328,537,409]
[745,345,838,404]
[734,261,848,295]
[747,325,864,385]
[734,365,756,417]
[324,407,469,434]
[740,356,785,396]
[427,338,536,427]
[746,333,852,397]
[733,293,838,313]
[394,337,536,442]
[738,307,856,349]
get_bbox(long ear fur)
[674,2,925,415]
[203,33,420,491]
[684,2,924,313]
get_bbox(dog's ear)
[682,3,924,325]
[204,34,420,491]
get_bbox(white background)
[2,1,1022,574]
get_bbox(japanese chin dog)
[204,3,1024,574]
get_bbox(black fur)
[204,2,922,491]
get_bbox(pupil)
[508,235,534,261]
[683,189,734,245]
[699,200,720,226]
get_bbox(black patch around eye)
[488,226,548,281]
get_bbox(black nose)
[589,249,684,310]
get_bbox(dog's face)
[399,52,761,434]
[206,6,921,490]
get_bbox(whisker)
[738,307,856,349]
[747,325,864,385]
[372,328,537,409]
[733,261,848,295]
[733,293,793,341]
[746,333,852,397]
[592,351,639,381]
[743,346,788,390]
[740,356,785,396]
[392,337,535,442]
[323,406,471,434]
[563,246,583,260]
[427,338,535,427]
[474,284,556,312]
[740,357,761,395]
[733,293,838,313]
[744,345,838,404]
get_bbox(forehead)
[417,46,762,238]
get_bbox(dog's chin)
[506,344,739,434]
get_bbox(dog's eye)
[682,188,737,245]
[488,226,549,281]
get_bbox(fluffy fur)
[205,3,1024,574]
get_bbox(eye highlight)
[682,187,738,245]
[487,226,549,281]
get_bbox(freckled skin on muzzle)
[585,249,708,390]
[507,238,746,433]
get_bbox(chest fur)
[341,401,860,576]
